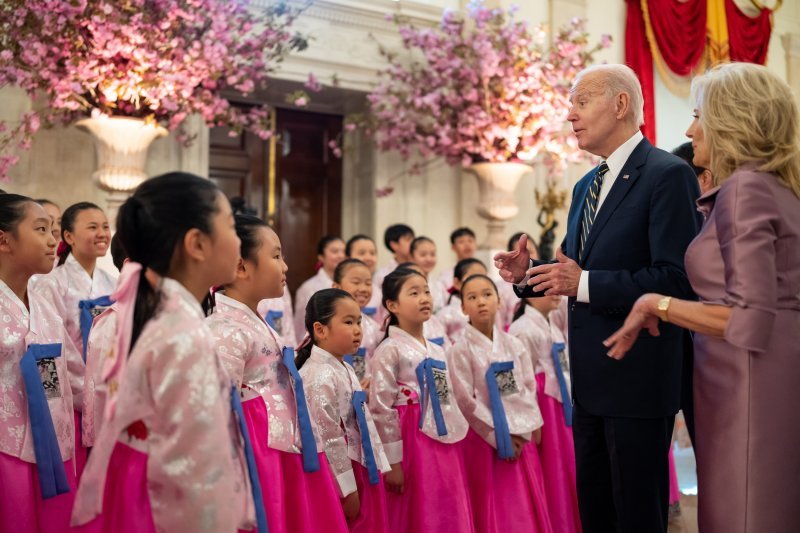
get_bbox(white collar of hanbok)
[160,277,204,320]
[463,322,496,351]
[388,325,429,354]
[0,278,29,322]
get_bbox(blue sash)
[230,386,268,533]
[414,358,448,436]
[264,310,283,334]
[426,337,445,347]
[485,361,516,460]
[281,347,320,472]
[78,295,114,362]
[551,342,573,426]
[19,343,70,499]
[351,390,380,485]
[361,307,377,317]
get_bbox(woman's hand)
[341,491,361,520]
[604,294,663,359]
[384,462,405,494]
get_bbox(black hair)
[380,267,427,338]
[116,172,224,351]
[383,224,414,253]
[449,227,476,245]
[396,261,417,270]
[203,213,272,315]
[448,257,487,304]
[0,194,35,235]
[409,236,434,256]
[316,235,343,256]
[34,198,59,208]
[460,274,498,296]
[295,288,355,369]
[512,298,530,323]
[229,196,257,216]
[57,202,103,266]
[345,234,374,257]
[110,234,127,272]
[333,258,369,284]
[671,142,706,177]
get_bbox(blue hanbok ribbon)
[361,307,377,317]
[415,358,448,437]
[351,390,380,485]
[486,361,516,460]
[551,342,573,427]
[281,347,320,472]
[264,310,283,333]
[230,386,268,533]
[19,343,70,499]
[427,337,444,347]
[78,295,114,362]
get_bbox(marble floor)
[668,441,699,533]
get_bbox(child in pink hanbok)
[435,258,487,343]
[332,259,382,384]
[293,235,346,344]
[29,202,117,479]
[397,262,452,351]
[369,267,474,533]
[297,288,391,532]
[345,234,383,318]
[409,236,446,313]
[0,195,77,532]
[448,274,553,533]
[206,214,348,533]
[508,296,581,533]
[72,173,262,533]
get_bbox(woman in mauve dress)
[606,63,800,533]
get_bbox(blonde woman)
[606,63,800,533]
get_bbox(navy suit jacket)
[517,138,701,418]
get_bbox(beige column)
[782,33,800,98]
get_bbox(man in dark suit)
[494,64,700,533]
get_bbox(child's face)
[461,277,499,327]
[452,235,476,260]
[348,239,376,272]
[65,208,110,260]
[453,263,487,293]
[248,227,287,300]
[0,202,57,276]
[334,264,373,309]
[392,233,414,260]
[387,273,432,325]
[41,203,61,243]
[206,194,242,286]
[316,297,363,356]
[319,239,346,274]
[411,241,437,274]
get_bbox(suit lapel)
[579,139,651,265]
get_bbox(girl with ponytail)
[298,288,391,532]
[29,201,116,478]
[368,268,474,533]
[72,173,261,533]
[448,274,552,533]
[0,195,78,532]
[206,214,348,533]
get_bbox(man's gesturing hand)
[493,233,531,284]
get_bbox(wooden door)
[274,108,343,293]
[208,107,343,295]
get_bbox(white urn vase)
[77,116,168,193]
[466,162,533,250]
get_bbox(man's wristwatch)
[657,296,672,322]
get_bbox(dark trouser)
[573,401,675,533]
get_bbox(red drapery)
[625,0,656,144]
[644,0,707,76]
[725,0,773,64]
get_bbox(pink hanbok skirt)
[535,372,582,533]
[242,396,349,533]
[349,460,390,533]
[0,452,76,533]
[384,403,474,533]
[461,428,554,533]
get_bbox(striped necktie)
[578,162,610,261]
